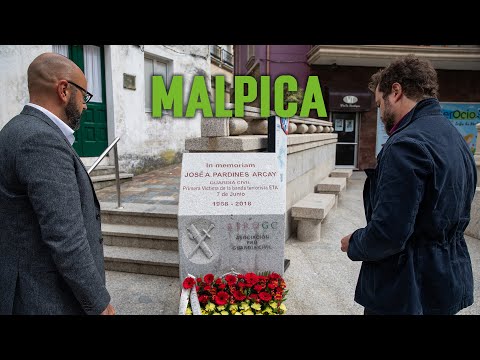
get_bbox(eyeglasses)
[67,80,93,104]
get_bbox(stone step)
[100,202,178,228]
[102,223,179,251]
[329,168,353,178]
[89,165,116,177]
[315,177,347,194]
[104,245,179,277]
[91,173,134,190]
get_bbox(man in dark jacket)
[340,54,476,315]
[0,52,115,315]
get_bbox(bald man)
[0,52,115,315]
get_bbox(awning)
[328,89,374,112]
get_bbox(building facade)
[0,45,212,174]
[209,45,234,103]
[234,45,480,170]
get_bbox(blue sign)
[440,102,480,155]
[376,103,480,157]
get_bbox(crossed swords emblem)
[187,223,214,259]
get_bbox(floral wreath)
[179,269,288,315]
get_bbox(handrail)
[87,137,121,174]
[87,136,123,209]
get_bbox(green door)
[69,45,108,156]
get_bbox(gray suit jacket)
[0,105,110,314]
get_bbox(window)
[210,45,222,59]
[145,55,170,112]
[83,45,103,103]
[52,45,69,57]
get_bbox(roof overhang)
[307,45,480,71]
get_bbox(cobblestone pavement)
[96,163,181,205]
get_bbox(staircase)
[100,202,180,277]
[89,165,134,190]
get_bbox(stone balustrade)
[200,105,333,138]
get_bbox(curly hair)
[368,54,439,101]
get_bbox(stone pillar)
[201,117,229,137]
[297,219,322,242]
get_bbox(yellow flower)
[279,303,287,313]
[185,307,193,315]
[243,310,254,315]
[262,306,273,314]
[230,304,238,312]
[217,305,226,311]
[212,312,221,315]
[240,301,250,310]
[221,310,229,315]
[234,312,242,315]
[269,301,278,309]
[205,302,216,312]
[251,303,262,311]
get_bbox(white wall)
[0,45,211,175]
[107,45,210,174]
[0,45,52,128]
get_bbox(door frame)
[69,45,108,157]
[330,111,360,169]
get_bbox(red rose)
[253,284,264,292]
[259,291,272,302]
[204,273,214,284]
[225,274,237,285]
[214,291,229,306]
[182,277,196,289]
[244,272,259,284]
[198,295,209,304]
[269,272,281,280]
[268,281,278,289]
[232,290,246,301]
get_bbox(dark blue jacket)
[348,98,476,315]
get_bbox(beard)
[382,97,396,135]
[65,95,83,131]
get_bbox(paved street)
[100,169,480,315]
